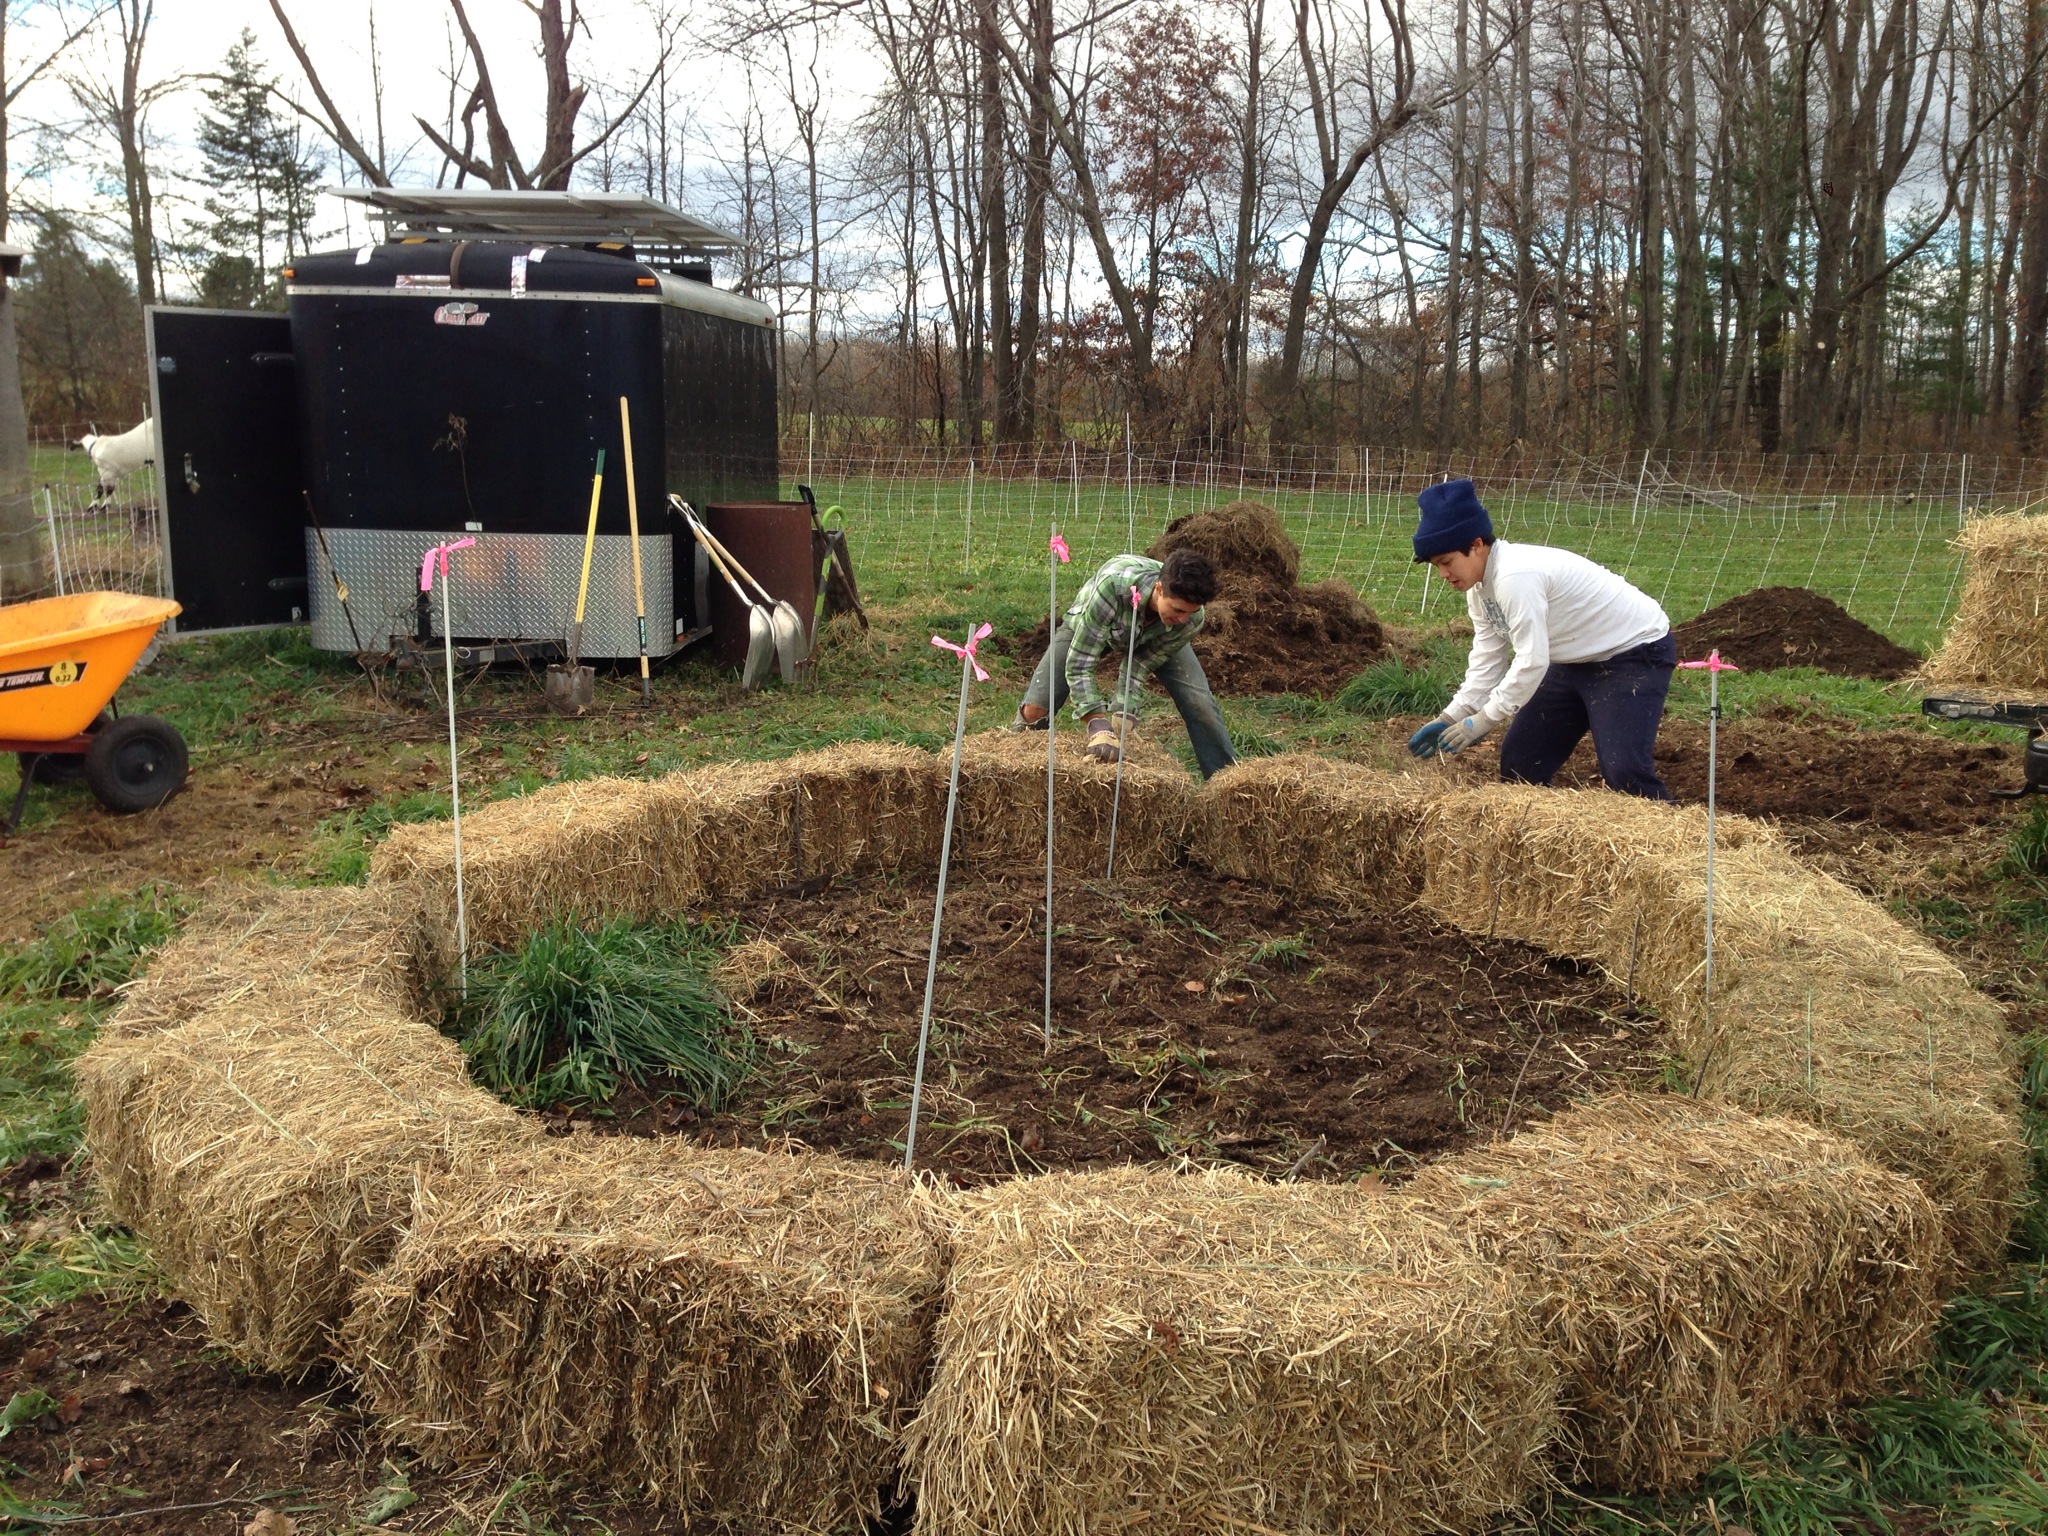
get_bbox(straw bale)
[344,1139,946,1532]
[1147,498,1301,585]
[76,989,532,1373]
[106,881,439,1040]
[643,740,949,903]
[370,775,692,951]
[954,728,1195,874]
[906,1165,1555,1536]
[1405,1094,1947,1490]
[1921,513,2048,688]
[1195,753,1433,912]
[1416,785,2023,1271]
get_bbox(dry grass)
[906,1164,1555,1536]
[1195,754,1432,912]
[104,881,440,1040]
[1146,498,1301,585]
[344,1139,947,1532]
[1404,1094,1948,1490]
[76,989,533,1373]
[1922,513,2048,688]
[955,727,1195,875]
[1412,784,2023,1270]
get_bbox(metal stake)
[422,538,477,997]
[1681,648,1739,1096]
[1105,582,1142,879]
[1045,531,1069,1052]
[906,622,989,1169]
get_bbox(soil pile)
[1671,586,1920,679]
[551,862,1665,1183]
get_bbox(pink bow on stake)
[1131,584,1143,610]
[420,537,477,593]
[1050,532,1070,564]
[932,622,994,682]
[1679,649,1742,673]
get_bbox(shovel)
[679,501,808,681]
[544,449,606,716]
[674,497,776,690]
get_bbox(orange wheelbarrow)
[2,592,188,833]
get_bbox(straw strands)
[906,1165,1556,1536]
[1414,785,2023,1269]
[105,881,439,1040]
[75,991,533,1372]
[344,1140,946,1532]
[955,728,1194,874]
[1196,753,1433,911]
[1404,1095,1947,1490]
[1922,513,2048,688]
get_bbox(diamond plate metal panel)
[308,528,674,657]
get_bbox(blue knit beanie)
[1412,478,1494,561]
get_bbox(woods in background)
[2,0,2045,457]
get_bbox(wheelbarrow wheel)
[84,715,188,814]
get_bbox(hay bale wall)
[1922,513,2048,689]
[906,1165,1555,1536]
[1196,753,1430,911]
[1414,784,2023,1269]
[106,882,439,1040]
[344,1140,946,1532]
[76,992,533,1372]
[370,744,949,950]
[1404,1095,1947,1489]
[955,729,1194,874]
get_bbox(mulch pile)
[1006,501,1387,697]
[1671,586,1920,679]
[552,862,1665,1184]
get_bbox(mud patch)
[1671,586,1921,679]
[546,863,1664,1184]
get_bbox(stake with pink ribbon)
[905,620,994,1169]
[1677,648,1740,1095]
[421,537,477,994]
[1044,531,1070,1052]
[1105,582,1143,879]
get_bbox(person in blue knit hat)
[1406,478,1676,800]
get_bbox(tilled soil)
[560,864,1667,1183]
[1671,586,1922,679]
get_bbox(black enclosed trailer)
[145,188,778,655]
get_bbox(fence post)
[42,488,64,596]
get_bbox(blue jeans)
[1497,633,1675,801]
[1021,623,1239,779]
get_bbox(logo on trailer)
[433,302,490,328]
[0,660,87,692]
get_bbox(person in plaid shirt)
[1012,547,1238,778]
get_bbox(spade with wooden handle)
[544,448,605,716]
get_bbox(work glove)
[1085,714,1121,764]
[1436,712,1499,756]
[1406,720,1451,758]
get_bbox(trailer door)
[145,307,305,635]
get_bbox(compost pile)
[1671,586,1920,679]
[1009,501,1386,697]
[566,862,1664,1183]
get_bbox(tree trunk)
[1015,0,1052,439]
[982,0,1017,443]
[0,278,49,602]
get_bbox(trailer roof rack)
[329,187,741,256]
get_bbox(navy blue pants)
[1497,633,1675,800]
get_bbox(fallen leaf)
[1019,1126,1044,1154]
[243,1510,296,1536]
[633,751,650,765]
[56,1390,82,1425]
[1182,980,1206,994]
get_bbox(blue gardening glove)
[1437,712,1498,755]
[1407,720,1451,759]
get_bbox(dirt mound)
[551,861,1666,1183]
[1671,587,1920,679]
[1001,501,1387,697]
[1149,498,1301,585]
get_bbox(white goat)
[76,418,158,500]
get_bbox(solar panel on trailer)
[328,187,741,251]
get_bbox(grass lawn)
[0,479,2042,1532]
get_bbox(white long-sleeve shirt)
[1446,541,1670,723]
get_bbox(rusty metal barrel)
[701,502,818,671]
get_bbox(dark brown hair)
[1159,547,1219,605]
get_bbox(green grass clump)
[1335,641,1463,718]
[0,884,182,1001]
[456,919,751,1111]
[2001,803,2048,881]
[308,790,454,885]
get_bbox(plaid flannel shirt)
[1062,554,1205,721]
